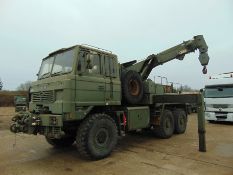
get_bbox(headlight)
[205,112,210,118]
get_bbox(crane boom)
[123,35,209,81]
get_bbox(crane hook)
[202,66,207,74]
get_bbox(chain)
[13,133,16,148]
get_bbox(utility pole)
[173,82,182,93]
[157,76,168,85]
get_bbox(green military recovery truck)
[10,35,209,160]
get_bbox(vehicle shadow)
[44,130,161,161]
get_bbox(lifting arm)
[123,35,210,81]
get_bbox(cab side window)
[86,53,100,74]
[78,51,118,77]
[105,56,110,77]
[110,57,118,77]
[87,54,101,74]
[77,51,101,75]
[77,51,86,73]
[105,56,117,77]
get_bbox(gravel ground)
[0,107,232,175]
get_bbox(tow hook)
[202,66,207,74]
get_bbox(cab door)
[76,50,105,105]
[103,55,121,105]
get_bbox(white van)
[204,72,233,122]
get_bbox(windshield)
[38,57,54,79]
[205,86,233,98]
[52,49,74,75]
[38,49,74,79]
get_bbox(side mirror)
[200,88,205,97]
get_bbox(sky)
[0,0,232,90]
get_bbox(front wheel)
[76,113,118,160]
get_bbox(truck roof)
[205,72,233,87]
[46,44,117,59]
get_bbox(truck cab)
[204,73,233,122]
[30,45,121,119]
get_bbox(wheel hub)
[129,80,139,96]
[179,117,184,126]
[95,128,109,146]
[165,119,171,128]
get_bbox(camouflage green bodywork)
[10,35,208,152]
[127,106,150,130]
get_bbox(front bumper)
[10,112,64,138]
[205,111,233,122]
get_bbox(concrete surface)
[0,107,232,175]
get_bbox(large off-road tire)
[173,109,187,134]
[76,113,118,160]
[121,70,144,104]
[45,136,75,148]
[154,110,174,139]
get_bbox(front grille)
[215,111,228,115]
[216,115,227,119]
[32,91,54,103]
[215,111,228,119]
[213,104,228,108]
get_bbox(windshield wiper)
[51,71,63,76]
[40,72,51,79]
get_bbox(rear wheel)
[187,106,192,114]
[153,110,174,139]
[173,109,187,134]
[76,113,118,160]
[45,136,75,148]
